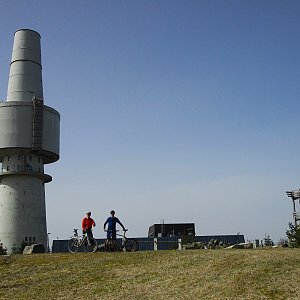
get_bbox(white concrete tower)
[0,29,60,253]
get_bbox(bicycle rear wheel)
[84,238,98,253]
[68,237,79,253]
[125,238,139,252]
[114,240,122,252]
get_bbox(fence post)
[253,239,259,249]
[154,238,158,251]
[178,238,182,250]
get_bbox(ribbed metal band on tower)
[0,29,60,253]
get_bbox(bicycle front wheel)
[105,239,113,252]
[68,237,79,253]
[84,238,98,253]
[125,238,139,252]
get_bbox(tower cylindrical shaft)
[0,29,60,254]
[7,29,43,102]
[0,175,47,250]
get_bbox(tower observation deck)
[0,29,60,253]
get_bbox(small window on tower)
[29,237,32,242]
[7,166,9,171]
[33,237,36,242]
[25,237,28,242]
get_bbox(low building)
[148,223,195,238]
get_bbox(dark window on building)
[33,237,36,242]
[25,237,28,242]
[29,237,32,242]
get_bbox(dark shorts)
[107,229,116,239]
[83,228,93,238]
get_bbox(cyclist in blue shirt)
[103,210,126,240]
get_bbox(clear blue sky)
[0,0,300,243]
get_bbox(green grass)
[1,248,300,299]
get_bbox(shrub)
[277,238,289,247]
[0,242,7,255]
[263,235,274,247]
[286,222,300,247]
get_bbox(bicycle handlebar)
[73,228,94,236]
[104,229,128,232]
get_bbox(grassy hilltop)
[1,248,300,300]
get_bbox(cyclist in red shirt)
[82,212,96,240]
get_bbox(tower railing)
[286,190,300,227]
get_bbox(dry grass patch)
[0,248,300,299]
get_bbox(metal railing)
[52,235,245,253]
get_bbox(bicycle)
[68,229,98,253]
[104,229,139,252]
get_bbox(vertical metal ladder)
[32,97,44,150]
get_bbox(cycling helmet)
[110,210,115,214]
